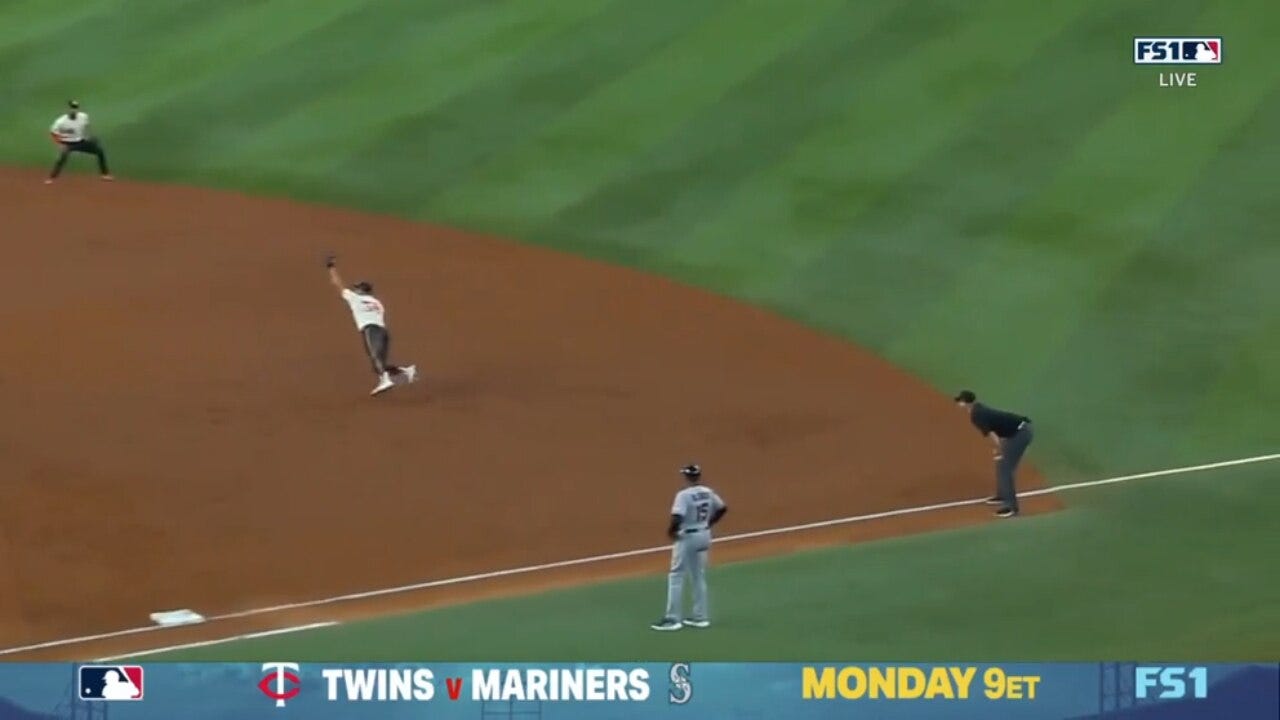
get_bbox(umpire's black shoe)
[983,496,1002,506]
[995,507,1019,518]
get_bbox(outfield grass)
[2,0,1276,659]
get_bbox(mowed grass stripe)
[879,2,1280,453]
[0,0,124,59]
[0,0,232,145]
[786,0,1208,355]
[1105,7,1280,465]
[529,0,943,258]
[101,0,496,175]
[1030,83,1280,475]
[215,0,617,189]
[323,0,729,216]
[421,0,854,228]
[0,0,381,163]
[663,0,1103,298]
[1196,315,1280,460]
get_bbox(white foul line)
[2,451,1276,658]
[93,622,338,662]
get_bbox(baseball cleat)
[44,179,55,185]
[101,174,114,181]
[370,377,395,396]
[649,618,682,631]
[995,507,1018,518]
[983,496,1002,506]
[403,365,417,383]
[682,619,710,628]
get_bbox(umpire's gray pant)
[664,528,711,621]
[997,423,1034,511]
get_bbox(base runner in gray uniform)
[651,464,728,631]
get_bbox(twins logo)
[1134,37,1223,64]
[260,662,302,708]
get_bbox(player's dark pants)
[996,422,1033,511]
[360,324,402,376]
[50,139,110,178]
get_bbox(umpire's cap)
[679,463,702,480]
[352,281,374,294]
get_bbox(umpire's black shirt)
[969,403,1030,438]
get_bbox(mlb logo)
[79,665,144,701]
[1134,37,1223,64]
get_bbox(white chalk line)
[3,451,1276,659]
[94,622,337,662]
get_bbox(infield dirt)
[0,168,1050,659]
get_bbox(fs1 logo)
[1135,666,1208,699]
[79,665,144,701]
[1134,38,1222,64]
[668,662,693,705]
[260,662,302,708]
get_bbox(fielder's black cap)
[680,463,701,479]
[68,99,80,109]
[352,281,374,293]
[954,389,976,403]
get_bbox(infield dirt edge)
[0,168,1051,659]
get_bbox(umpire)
[47,100,112,183]
[955,390,1032,518]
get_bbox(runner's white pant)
[664,528,711,621]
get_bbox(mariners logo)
[668,662,693,705]
[1134,37,1222,64]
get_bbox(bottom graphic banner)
[0,662,1275,718]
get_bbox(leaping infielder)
[326,255,417,396]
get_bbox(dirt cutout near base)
[0,169,1050,659]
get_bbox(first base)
[149,609,206,627]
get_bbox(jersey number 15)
[694,502,710,522]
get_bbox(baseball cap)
[954,390,976,403]
[679,464,701,479]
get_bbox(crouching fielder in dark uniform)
[47,100,112,183]
[326,255,417,396]
[955,390,1033,518]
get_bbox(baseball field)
[0,0,1276,662]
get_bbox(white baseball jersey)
[50,113,90,143]
[341,289,386,330]
[671,485,725,534]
